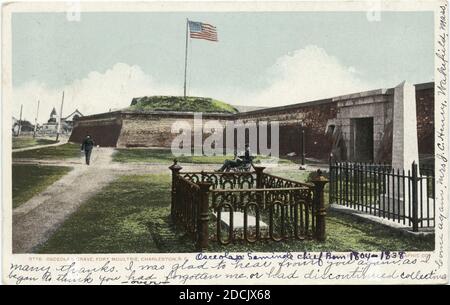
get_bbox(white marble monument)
[392,81,420,170]
[384,81,433,224]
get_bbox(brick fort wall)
[69,82,434,162]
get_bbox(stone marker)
[384,81,432,221]
[213,211,268,229]
[392,81,420,170]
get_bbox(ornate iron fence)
[169,160,328,250]
[329,159,435,231]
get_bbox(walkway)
[13,147,115,253]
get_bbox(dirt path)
[12,147,116,253]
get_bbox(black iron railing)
[169,160,328,250]
[329,159,435,231]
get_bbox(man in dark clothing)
[81,135,95,165]
[217,144,252,172]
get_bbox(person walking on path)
[81,135,95,165]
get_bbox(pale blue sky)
[12,11,434,120]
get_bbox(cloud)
[236,45,375,107]
[12,46,377,122]
[12,63,176,123]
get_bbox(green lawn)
[12,164,72,208]
[12,143,81,160]
[38,174,172,253]
[112,148,294,165]
[268,170,313,184]
[38,173,433,254]
[12,137,58,149]
[269,170,331,205]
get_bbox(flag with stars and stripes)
[188,20,218,42]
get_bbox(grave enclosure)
[169,161,328,250]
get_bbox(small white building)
[63,109,83,131]
[42,107,58,133]
[41,108,83,134]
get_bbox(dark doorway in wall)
[350,117,374,162]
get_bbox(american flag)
[188,20,218,42]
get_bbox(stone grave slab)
[213,211,268,229]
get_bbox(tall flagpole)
[183,18,189,100]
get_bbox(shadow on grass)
[112,148,295,165]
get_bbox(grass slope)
[12,164,72,208]
[38,173,433,253]
[128,96,238,114]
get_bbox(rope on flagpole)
[187,38,193,97]
[183,18,189,100]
